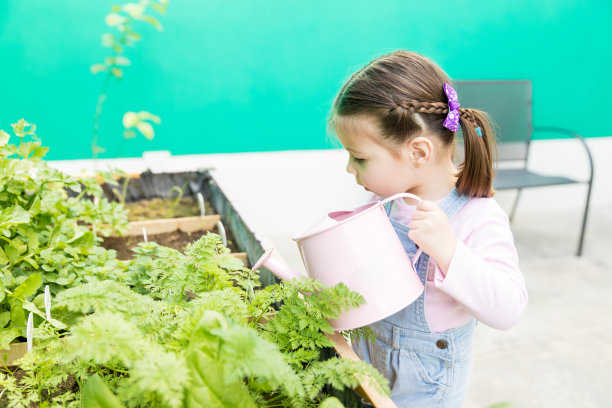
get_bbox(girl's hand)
[408,200,457,275]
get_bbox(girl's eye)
[353,157,365,164]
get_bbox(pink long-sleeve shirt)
[388,196,528,333]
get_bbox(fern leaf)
[64,311,147,367]
[214,324,305,398]
[130,349,189,408]
[300,358,390,400]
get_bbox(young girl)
[329,51,528,407]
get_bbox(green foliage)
[183,309,303,408]
[90,0,168,158]
[319,397,345,408]
[166,185,183,218]
[0,232,389,407]
[0,121,129,349]
[111,175,131,205]
[122,111,162,141]
[82,374,126,408]
[300,358,390,400]
[262,279,365,366]
[0,121,389,406]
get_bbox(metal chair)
[454,80,594,256]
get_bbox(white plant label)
[142,227,148,243]
[197,192,205,216]
[247,282,255,300]
[26,312,33,352]
[44,285,51,321]
[217,221,227,247]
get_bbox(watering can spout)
[251,247,303,281]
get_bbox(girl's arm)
[433,199,528,330]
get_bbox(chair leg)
[509,189,522,222]
[576,179,594,257]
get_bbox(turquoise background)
[1,0,610,160]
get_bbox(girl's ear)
[407,136,433,165]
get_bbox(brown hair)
[329,51,497,198]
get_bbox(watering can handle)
[380,192,423,206]
[380,193,425,268]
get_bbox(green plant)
[0,233,390,407]
[122,111,162,141]
[0,120,129,350]
[90,0,168,160]
[0,123,390,406]
[165,185,184,219]
[111,174,131,206]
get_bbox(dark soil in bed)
[101,226,241,260]
[124,196,215,221]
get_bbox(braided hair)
[329,51,497,198]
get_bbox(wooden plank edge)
[231,252,248,265]
[326,332,397,408]
[112,215,221,237]
[0,342,28,366]
[70,172,142,182]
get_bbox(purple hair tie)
[443,83,460,132]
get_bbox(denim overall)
[352,189,477,408]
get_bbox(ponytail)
[456,108,497,198]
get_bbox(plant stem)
[91,74,111,163]
[17,136,24,159]
[91,25,129,163]
[166,185,184,218]
[121,177,130,204]
[114,135,128,158]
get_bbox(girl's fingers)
[409,219,424,230]
[416,200,437,211]
[411,210,428,220]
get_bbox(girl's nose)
[346,161,357,176]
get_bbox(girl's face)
[335,115,419,198]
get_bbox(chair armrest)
[532,126,594,183]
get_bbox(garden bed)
[155,169,393,407]
[96,169,394,407]
[0,147,393,407]
[99,171,248,264]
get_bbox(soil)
[103,194,243,259]
[101,225,241,260]
[124,196,216,221]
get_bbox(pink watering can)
[252,193,424,331]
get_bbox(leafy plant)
[0,120,390,406]
[122,111,162,141]
[90,0,168,159]
[0,233,390,407]
[0,120,129,349]
[165,185,184,219]
[111,174,131,206]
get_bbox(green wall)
[1,0,610,160]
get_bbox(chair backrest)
[454,80,533,162]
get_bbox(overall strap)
[438,188,470,221]
[381,189,471,332]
